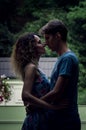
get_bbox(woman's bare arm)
[22,63,68,110]
[22,63,57,110]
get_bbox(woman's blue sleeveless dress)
[21,69,50,130]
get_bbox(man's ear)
[55,32,61,39]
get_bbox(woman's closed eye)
[38,40,42,44]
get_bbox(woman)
[11,32,67,130]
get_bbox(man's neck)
[57,43,70,56]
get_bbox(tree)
[0,24,14,57]
[67,1,86,88]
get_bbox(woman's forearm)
[22,92,68,110]
[22,92,56,109]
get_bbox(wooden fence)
[0,57,57,78]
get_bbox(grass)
[78,87,86,105]
[79,105,86,130]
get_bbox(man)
[39,19,81,130]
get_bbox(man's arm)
[40,76,69,103]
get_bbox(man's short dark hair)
[39,19,68,42]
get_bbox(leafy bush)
[67,2,86,44]
[0,24,14,57]
[67,1,86,88]
[0,74,13,102]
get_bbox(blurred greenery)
[0,24,14,57]
[78,87,86,105]
[0,0,86,91]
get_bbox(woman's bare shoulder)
[27,63,36,68]
[25,63,37,73]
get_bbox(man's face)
[44,34,58,51]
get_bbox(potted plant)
[0,74,13,103]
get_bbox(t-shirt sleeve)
[59,57,73,77]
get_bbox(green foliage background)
[0,0,86,90]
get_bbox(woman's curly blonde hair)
[11,32,38,79]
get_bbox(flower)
[0,74,12,103]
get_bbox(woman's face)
[34,35,45,56]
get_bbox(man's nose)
[42,43,47,47]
